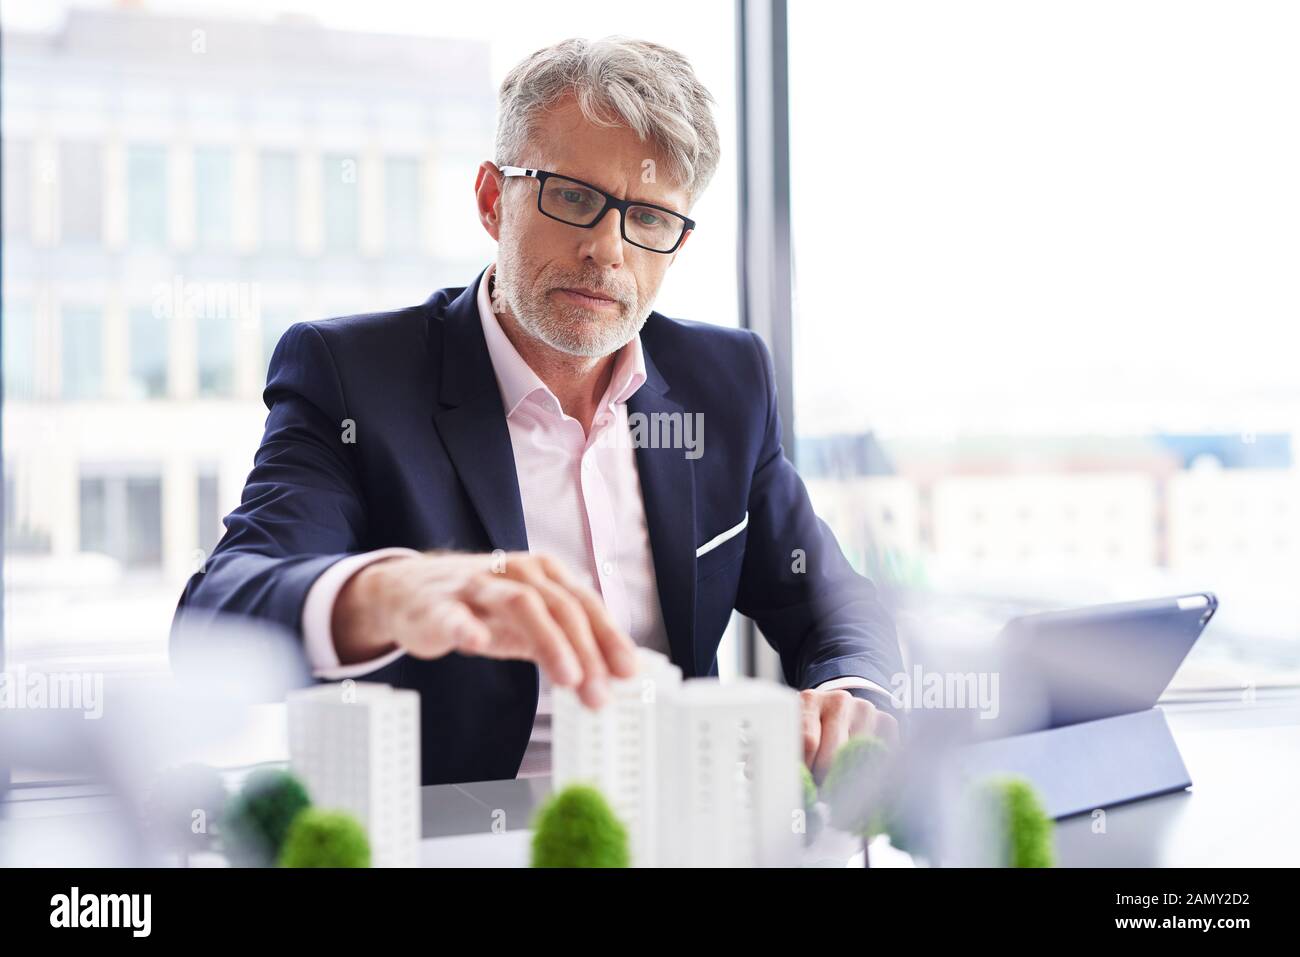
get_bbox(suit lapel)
[628,346,699,676]
[430,271,529,553]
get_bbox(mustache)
[551,278,629,303]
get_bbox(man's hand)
[332,551,638,709]
[800,688,900,784]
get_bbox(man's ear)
[669,228,693,265]
[475,161,505,241]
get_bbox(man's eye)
[634,210,664,227]
[560,189,592,205]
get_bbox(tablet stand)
[951,707,1191,819]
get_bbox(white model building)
[551,648,682,867]
[552,650,803,867]
[654,678,803,867]
[287,682,421,868]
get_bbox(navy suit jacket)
[172,267,903,785]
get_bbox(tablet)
[998,592,1217,729]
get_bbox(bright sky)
[788,1,1300,438]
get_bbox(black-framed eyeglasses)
[498,165,695,254]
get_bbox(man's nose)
[578,206,625,267]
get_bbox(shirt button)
[601,560,615,577]
[582,458,593,473]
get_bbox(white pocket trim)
[695,511,749,558]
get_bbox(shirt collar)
[476,261,647,419]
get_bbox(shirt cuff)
[814,674,902,709]
[302,547,420,679]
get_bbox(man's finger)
[463,575,583,687]
[535,553,638,679]
[800,692,823,772]
[870,709,900,747]
[812,692,855,782]
[432,598,492,656]
[515,563,610,708]
[847,696,873,737]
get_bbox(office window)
[128,306,169,399]
[3,301,36,400]
[261,309,297,380]
[2,3,737,684]
[197,314,236,397]
[128,144,168,245]
[78,475,109,556]
[259,150,298,250]
[61,306,103,399]
[197,466,221,556]
[60,141,103,243]
[78,471,163,567]
[384,156,421,253]
[77,477,109,565]
[323,152,359,252]
[787,1,1300,689]
[4,138,31,239]
[125,478,164,566]
[5,473,51,555]
[194,146,234,247]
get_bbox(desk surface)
[4,692,1297,867]
[1053,693,1300,866]
[418,693,1300,867]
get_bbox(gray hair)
[495,36,721,205]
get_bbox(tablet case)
[951,706,1191,820]
[949,593,1214,819]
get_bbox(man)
[173,37,903,786]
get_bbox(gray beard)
[490,269,644,359]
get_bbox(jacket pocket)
[695,513,749,581]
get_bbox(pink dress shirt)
[301,262,889,777]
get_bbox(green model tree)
[221,768,312,867]
[821,735,895,867]
[143,763,228,866]
[531,784,630,868]
[977,775,1055,868]
[279,808,371,868]
[822,735,891,838]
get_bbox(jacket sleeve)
[734,331,905,697]
[171,321,368,652]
